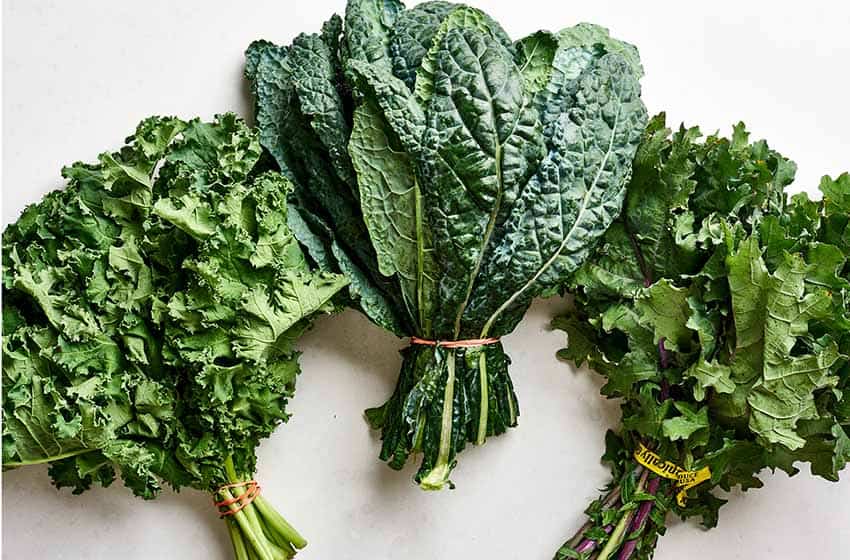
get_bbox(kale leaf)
[2,114,347,559]
[554,115,850,560]
[246,0,648,489]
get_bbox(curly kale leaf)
[2,115,347,501]
[555,119,850,543]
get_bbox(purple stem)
[658,337,671,402]
[616,535,638,560]
[659,377,670,401]
[566,484,625,548]
[575,539,595,554]
[657,338,670,370]
[616,477,662,560]
[575,525,613,555]
[632,477,661,531]
[568,521,594,549]
[603,485,625,509]
[570,447,650,556]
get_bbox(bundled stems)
[367,342,518,490]
[596,469,649,560]
[566,482,625,551]
[617,476,661,560]
[556,464,666,560]
[558,322,674,559]
[217,457,306,560]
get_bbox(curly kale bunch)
[2,114,347,560]
[553,115,850,559]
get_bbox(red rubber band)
[214,480,261,517]
[409,336,500,348]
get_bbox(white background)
[3,1,849,559]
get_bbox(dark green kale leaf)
[246,0,648,489]
[246,20,409,337]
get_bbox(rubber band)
[214,480,261,517]
[409,336,501,348]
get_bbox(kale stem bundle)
[219,457,307,560]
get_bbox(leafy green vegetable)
[246,0,647,489]
[2,114,347,560]
[553,115,850,560]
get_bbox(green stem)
[260,536,288,560]
[454,146,503,339]
[414,180,431,338]
[224,456,240,482]
[222,457,278,560]
[223,461,266,541]
[506,379,517,425]
[476,351,489,445]
[242,498,271,553]
[597,469,649,560]
[228,517,250,560]
[220,488,274,560]
[246,545,261,560]
[222,456,306,558]
[271,540,296,560]
[597,506,631,560]
[3,448,93,468]
[254,495,307,549]
[419,350,456,490]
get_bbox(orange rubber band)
[409,336,500,348]
[214,480,261,517]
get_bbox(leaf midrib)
[450,32,510,339]
[481,95,625,337]
[452,146,502,339]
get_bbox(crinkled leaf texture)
[246,0,647,489]
[554,117,849,558]
[2,114,347,500]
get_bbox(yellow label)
[633,443,711,506]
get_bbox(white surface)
[2,1,849,559]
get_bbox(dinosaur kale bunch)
[2,114,347,560]
[553,114,850,559]
[245,0,648,490]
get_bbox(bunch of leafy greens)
[2,114,348,560]
[553,114,850,560]
[245,0,648,490]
